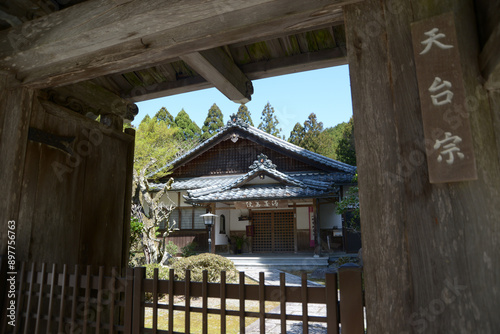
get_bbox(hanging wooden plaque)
[411,12,477,183]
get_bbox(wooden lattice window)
[252,211,295,252]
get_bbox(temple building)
[152,115,358,254]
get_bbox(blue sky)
[134,64,353,138]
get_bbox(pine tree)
[201,103,224,141]
[257,102,281,137]
[301,113,324,152]
[288,122,305,146]
[174,109,201,141]
[153,107,175,127]
[335,117,356,165]
[236,104,253,126]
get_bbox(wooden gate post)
[338,264,363,334]
[344,0,500,332]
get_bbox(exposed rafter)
[180,48,253,103]
[0,0,362,89]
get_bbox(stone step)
[226,255,329,270]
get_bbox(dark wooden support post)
[0,74,34,259]
[338,264,363,334]
[344,0,500,332]
[132,267,145,333]
[122,128,136,269]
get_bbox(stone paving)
[242,269,328,333]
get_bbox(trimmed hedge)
[170,253,238,283]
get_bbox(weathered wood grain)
[180,47,253,103]
[479,20,500,90]
[0,74,34,255]
[0,0,361,88]
[344,0,500,332]
[46,81,139,121]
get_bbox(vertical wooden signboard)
[411,12,477,183]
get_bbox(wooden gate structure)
[0,0,499,333]
[0,260,365,334]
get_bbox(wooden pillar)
[0,74,34,259]
[344,0,500,332]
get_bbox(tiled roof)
[184,184,338,203]
[150,115,356,177]
[179,154,340,203]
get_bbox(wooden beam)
[122,75,212,103]
[180,48,253,103]
[45,81,139,121]
[0,0,361,89]
[243,47,347,81]
[479,20,500,90]
[124,47,346,102]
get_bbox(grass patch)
[144,296,279,332]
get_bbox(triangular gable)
[186,154,332,198]
[152,115,356,179]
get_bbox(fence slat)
[57,264,68,334]
[70,265,80,334]
[13,262,26,334]
[339,265,364,334]
[185,270,191,334]
[83,265,91,333]
[239,271,245,334]
[108,267,117,334]
[202,270,208,334]
[220,271,226,334]
[34,262,46,334]
[168,269,174,334]
[326,273,339,334]
[259,272,265,333]
[46,263,57,333]
[124,268,134,334]
[23,262,36,334]
[280,272,286,334]
[301,272,308,334]
[132,267,145,334]
[96,266,104,334]
[152,268,158,334]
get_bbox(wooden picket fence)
[0,260,365,334]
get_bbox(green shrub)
[181,241,198,257]
[165,241,179,257]
[170,253,238,283]
[145,263,171,280]
[336,256,357,266]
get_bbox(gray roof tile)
[150,116,357,177]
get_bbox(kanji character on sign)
[420,27,454,55]
[434,132,465,165]
[428,77,454,106]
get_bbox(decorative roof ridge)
[186,154,331,198]
[149,115,356,178]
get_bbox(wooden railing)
[0,261,365,334]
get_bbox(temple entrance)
[252,210,295,252]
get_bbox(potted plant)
[232,235,247,254]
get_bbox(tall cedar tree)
[236,104,254,126]
[174,109,201,141]
[201,103,224,140]
[153,107,175,127]
[288,122,305,146]
[301,113,324,152]
[335,117,356,165]
[316,122,349,159]
[257,102,281,137]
